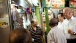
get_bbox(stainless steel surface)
[0,0,8,18]
[11,0,33,8]
[0,0,10,43]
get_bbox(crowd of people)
[9,7,76,43]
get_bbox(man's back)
[47,26,66,43]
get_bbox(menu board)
[47,0,65,8]
[70,0,76,8]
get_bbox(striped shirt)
[29,26,43,43]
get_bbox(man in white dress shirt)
[58,13,64,30]
[47,18,66,43]
[63,7,76,43]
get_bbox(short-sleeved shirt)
[47,26,67,43]
[29,26,43,43]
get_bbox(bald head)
[9,28,32,43]
[63,7,72,19]
[64,7,71,13]
[33,19,37,22]
[31,19,38,26]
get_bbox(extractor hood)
[11,0,33,8]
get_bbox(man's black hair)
[58,13,64,17]
[31,20,34,24]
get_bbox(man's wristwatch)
[74,32,76,35]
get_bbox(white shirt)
[22,16,31,29]
[62,18,76,39]
[71,16,76,20]
[47,26,66,43]
[58,21,64,31]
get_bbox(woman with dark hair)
[47,18,66,43]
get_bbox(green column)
[35,6,41,25]
[44,7,50,34]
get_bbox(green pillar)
[35,6,41,25]
[44,7,50,34]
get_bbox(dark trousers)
[67,39,76,43]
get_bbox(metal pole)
[7,0,13,31]
[44,7,50,34]
[35,6,41,25]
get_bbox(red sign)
[70,0,76,2]
[70,0,76,7]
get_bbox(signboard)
[0,18,9,28]
[47,0,65,8]
[70,0,76,8]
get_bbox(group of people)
[9,7,76,43]
[47,7,76,43]
[9,19,45,43]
